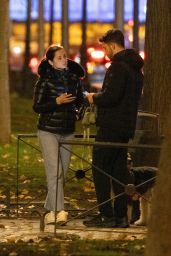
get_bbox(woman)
[33,44,85,224]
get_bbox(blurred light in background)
[12,46,22,55]
[87,62,94,74]
[139,50,145,59]
[128,34,133,42]
[128,19,134,27]
[10,0,147,23]
[29,57,39,73]
[87,47,95,54]
[90,50,105,61]
[105,62,111,69]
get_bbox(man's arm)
[87,64,127,107]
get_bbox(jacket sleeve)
[32,79,57,113]
[93,63,127,107]
[75,79,85,109]
[74,79,88,120]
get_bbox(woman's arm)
[33,79,57,113]
[33,79,76,113]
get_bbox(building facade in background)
[9,0,146,83]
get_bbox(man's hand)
[86,93,95,104]
[56,93,76,105]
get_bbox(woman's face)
[49,48,68,69]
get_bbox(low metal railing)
[0,133,161,235]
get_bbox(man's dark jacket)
[93,49,144,139]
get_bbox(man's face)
[102,43,115,59]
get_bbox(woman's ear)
[48,60,53,66]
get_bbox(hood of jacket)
[113,49,144,70]
[38,58,85,78]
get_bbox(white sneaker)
[45,211,56,224]
[56,210,68,224]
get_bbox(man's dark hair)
[99,29,125,47]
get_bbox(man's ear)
[110,43,115,51]
[48,60,53,66]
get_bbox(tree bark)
[133,0,139,51]
[144,1,171,255]
[0,0,11,144]
[62,0,69,52]
[80,0,90,90]
[23,0,31,69]
[145,108,171,256]
[38,0,45,60]
[143,0,171,133]
[49,0,54,45]
[115,0,124,32]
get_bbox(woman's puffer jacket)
[33,59,85,134]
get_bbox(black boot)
[83,214,116,228]
[115,216,129,228]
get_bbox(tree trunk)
[38,0,45,60]
[144,1,171,255]
[145,109,171,256]
[80,0,90,90]
[115,0,124,32]
[133,0,139,51]
[80,0,87,71]
[0,0,11,144]
[143,0,171,134]
[49,0,54,45]
[23,0,31,69]
[62,0,69,52]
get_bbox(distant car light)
[90,50,105,60]
[29,57,39,73]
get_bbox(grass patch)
[0,239,145,256]
[71,239,145,255]
[11,93,37,134]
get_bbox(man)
[84,29,144,228]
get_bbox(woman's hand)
[56,93,76,105]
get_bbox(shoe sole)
[56,221,67,226]
[83,222,116,228]
[115,224,130,228]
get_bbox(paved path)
[0,218,147,243]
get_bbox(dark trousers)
[92,128,130,218]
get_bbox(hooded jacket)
[93,49,144,138]
[33,59,85,134]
